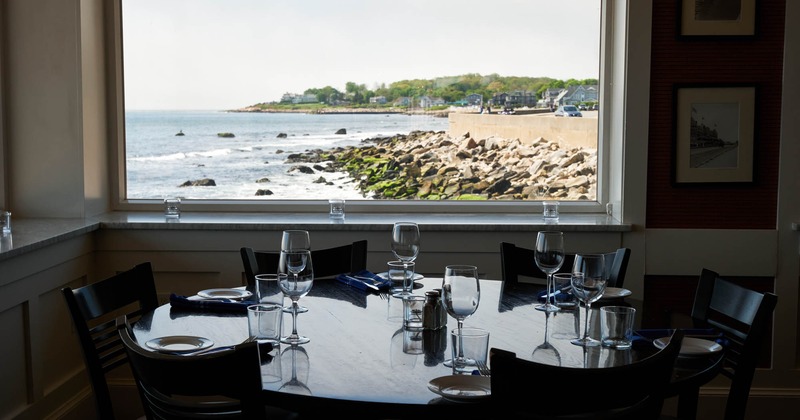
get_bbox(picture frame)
[673,85,756,184]
[679,0,756,37]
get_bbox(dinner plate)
[653,336,723,356]
[376,271,424,281]
[427,375,491,401]
[145,336,214,353]
[196,288,252,300]
[600,287,632,299]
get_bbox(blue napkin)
[335,270,392,292]
[536,288,575,303]
[169,293,257,313]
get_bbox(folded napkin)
[536,288,575,303]
[169,293,257,313]
[335,270,393,292]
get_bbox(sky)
[122,0,601,110]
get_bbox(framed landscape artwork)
[673,85,756,184]
[679,0,756,37]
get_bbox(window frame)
[108,0,628,216]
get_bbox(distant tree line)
[269,73,599,106]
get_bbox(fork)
[475,360,491,377]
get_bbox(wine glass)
[534,231,565,312]
[278,250,313,345]
[279,344,311,396]
[441,265,480,368]
[570,254,607,347]
[531,311,561,366]
[390,222,420,297]
[280,230,311,313]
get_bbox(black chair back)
[500,242,630,287]
[116,316,265,419]
[490,330,684,419]
[61,262,159,420]
[691,268,778,420]
[241,240,368,287]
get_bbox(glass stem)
[547,273,554,306]
[291,300,299,337]
[583,303,591,340]
[457,320,465,359]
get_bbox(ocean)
[125,110,449,200]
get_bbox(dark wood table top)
[133,277,722,418]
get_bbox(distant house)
[394,96,412,107]
[490,93,508,107]
[465,93,483,106]
[280,92,319,104]
[419,96,445,108]
[369,96,387,104]
[558,85,599,105]
[504,90,538,108]
[541,88,563,109]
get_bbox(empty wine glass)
[441,264,480,367]
[279,250,313,345]
[390,222,420,297]
[534,231,565,312]
[279,344,311,396]
[280,230,311,313]
[570,254,607,347]
[531,311,561,366]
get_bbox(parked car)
[579,104,587,111]
[555,105,583,117]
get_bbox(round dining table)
[132,277,722,419]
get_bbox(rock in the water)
[277,133,288,138]
[335,128,347,135]
[255,189,273,196]
[217,132,235,138]
[179,178,216,187]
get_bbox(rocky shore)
[284,130,597,200]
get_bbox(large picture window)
[119,0,605,212]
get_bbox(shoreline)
[228,106,451,118]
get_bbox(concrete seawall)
[448,112,598,149]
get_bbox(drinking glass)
[390,222,420,297]
[278,250,313,345]
[534,231,565,312]
[441,265,480,367]
[280,230,311,313]
[570,254,607,347]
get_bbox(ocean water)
[125,110,449,200]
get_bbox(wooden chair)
[500,242,630,287]
[490,330,684,419]
[241,240,368,287]
[61,262,159,420]
[116,316,268,419]
[685,268,778,420]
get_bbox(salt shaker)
[423,289,447,330]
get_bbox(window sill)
[0,212,630,262]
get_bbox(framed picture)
[673,85,756,184]
[679,0,756,37]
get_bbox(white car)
[555,105,583,117]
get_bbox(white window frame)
[108,0,646,218]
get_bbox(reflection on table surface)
[133,277,716,410]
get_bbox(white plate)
[145,336,214,353]
[376,271,424,281]
[196,288,252,300]
[427,375,491,401]
[653,336,723,356]
[600,287,632,299]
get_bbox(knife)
[338,274,380,291]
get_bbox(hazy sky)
[122,0,601,110]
